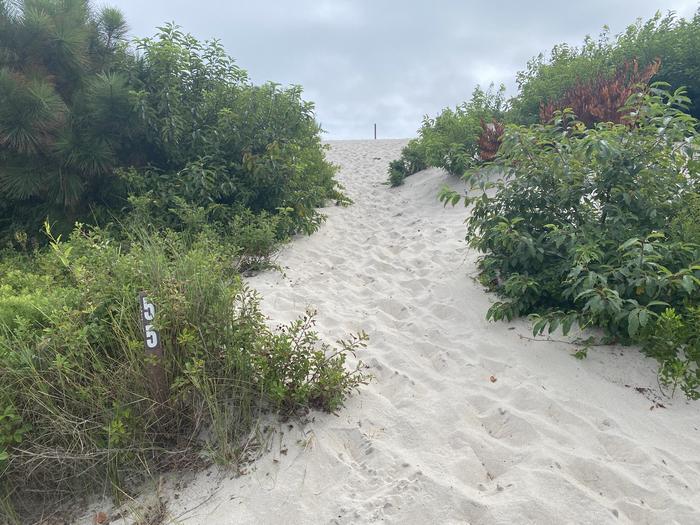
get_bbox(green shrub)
[388,139,427,186]
[256,313,368,412]
[441,86,700,397]
[420,106,478,176]
[510,10,700,125]
[642,307,700,399]
[0,224,368,519]
[669,192,700,245]
[124,29,345,237]
[421,84,506,176]
[0,5,343,244]
[389,84,505,185]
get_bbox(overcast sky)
[108,0,698,139]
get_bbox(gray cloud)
[109,0,699,139]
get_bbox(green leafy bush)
[669,192,700,245]
[388,139,428,186]
[441,86,700,397]
[388,84,505,185]
[0,224,368,517]
[420,84,506,176]
[257,313,368,412]
[0,4,343,244]
[510,10,700,124]
[124,27,345,237]
[642,307,700,398]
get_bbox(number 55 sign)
[141,295,159,349]
[139,294,161,351]
[139,292,167,405]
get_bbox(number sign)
[139,294,161,351]
[138,292,167,405]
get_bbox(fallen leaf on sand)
[489,375,497,383]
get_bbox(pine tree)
[0,0,130,236]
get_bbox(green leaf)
[638,308,649,327]
[532,318,547,336]
[680,275,695,294]
[645,300,670,308]
[548,317,560,334]
[573,347,588,360]
[628,310,640,337]
[620,237,639,251]
[561,314,576,336]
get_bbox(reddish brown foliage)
[478,119,505,161]
[539,59,661,127]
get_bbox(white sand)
[91,139,700,524]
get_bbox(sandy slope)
[99,140,700,524]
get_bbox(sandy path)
[160,139,700,524]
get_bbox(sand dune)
[96,139,700,524]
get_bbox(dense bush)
[122,25,346,238]
[419,84,506,175]
[0,224,368,517]
[441,86,700,398]
[0,3,344,246]
[387,84,505,185]
[510,10,700,124]
[669,192,700,245]
[387,139,428,186]
[393,11,700,186]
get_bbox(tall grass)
[0,224,368,522]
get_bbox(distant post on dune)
[374,123,377,140]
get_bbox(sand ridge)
[131,139,700,524]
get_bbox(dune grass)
[0,224,368,521]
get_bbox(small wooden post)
[374,123,377,140]
[139,293,168,406]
